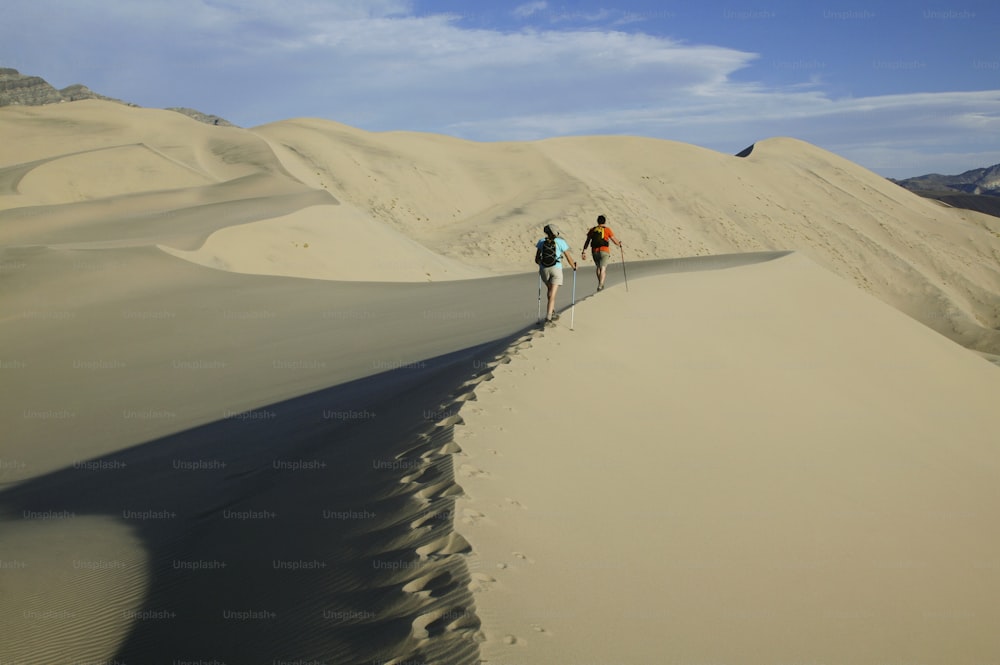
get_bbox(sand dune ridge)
[2,98,999,663]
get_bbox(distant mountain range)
[0,67,233,126]
[891,165,1000,218]
[893,164,1000,196]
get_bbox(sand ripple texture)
[0,247,784,664]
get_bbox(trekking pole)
[619,244,629,292]
[570,268,577,331]
[537,273,542,323]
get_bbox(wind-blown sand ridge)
[2,101,998,356]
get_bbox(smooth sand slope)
[253,117,1000,355]
[0,102,487,281]
[457,254,1000,664]
[1,99,999,663]
[4,101,996,349]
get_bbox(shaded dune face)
[0,336,516,665]
[0,250,784,664]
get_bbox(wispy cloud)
[1,0,997,176]
[513,2,548,20]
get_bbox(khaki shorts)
[592,250,611,267]
[540,266,563,286]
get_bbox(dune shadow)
[0,332,537,665]
[0,249,791,664]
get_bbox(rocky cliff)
[0,68,124,106]
[0,67,232,126]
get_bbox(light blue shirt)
[536,237,570,267]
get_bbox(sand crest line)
[361,325,541,654]
[1,305,549,665]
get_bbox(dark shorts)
[592,250,611,267]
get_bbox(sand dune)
[255,117,1000,354]
[2,101,998,352]
[457,253,1000,663]
[2,99,999,663]
[161,203,490,282]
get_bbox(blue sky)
[2,0,998,177]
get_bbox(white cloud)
[1,0,998,175]
[513,2,548,19]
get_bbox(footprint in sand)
[460,508,486,525]
[512,551,534,564]
[458,464,489,479]
[437,441,462,455]
[504,497,527,510]
[411,606,475,639]
[467,572,496,592]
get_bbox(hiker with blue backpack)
[535,223,577,326]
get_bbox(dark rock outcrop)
[0,67,234,126]
[166,107,235,127]
[0,68,65,105]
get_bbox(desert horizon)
[2,98,1000,664]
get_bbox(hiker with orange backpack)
[581,214,623,291]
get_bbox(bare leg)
[546,283,559,320]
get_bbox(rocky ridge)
[893,164,1000,197]
[0,67,233,126]
[891,163,1000,218]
